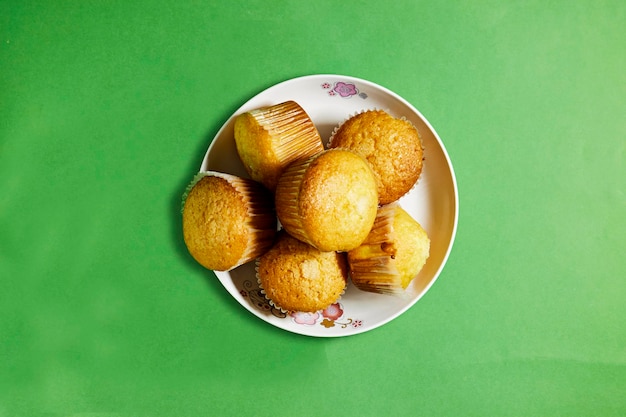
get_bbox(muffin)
[275,148,378,252]
[182,171,277,271]
[234,100,324,192]
[257,231,348,312]
[329,109,424,205]
[347,204,430,295]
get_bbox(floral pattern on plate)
[240,279,286,318]
[240,280,362,331]
[322,81,368,99]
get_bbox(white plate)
[200,74,458,337]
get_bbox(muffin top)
[182,173,275,271]
[275,148,379,252]
[258,232,348,312]
[234,101,323,191]
[347,205,430,294]
[391,207,430,289]
[329,110,424,205]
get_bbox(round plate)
[200,74,458,337]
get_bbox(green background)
[2,1,624,416]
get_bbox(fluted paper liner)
[236,101,324,191]
[249,101,323,164]
[273,154,318,246]
[347,203,410,298]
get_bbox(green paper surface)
[1,1,624,416]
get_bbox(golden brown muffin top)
[393,207,430,288]
[348,205,430,294]
[258,232,348,312]
[330,110,424,205]
[275,149,379,252]
[182,175,261,271]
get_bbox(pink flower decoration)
[290,311,320,326]
[321,82,331,89]
[333,82,358,98]
[322,303,344,321]
[351,320,363,328]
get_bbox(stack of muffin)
[182,101,430,313]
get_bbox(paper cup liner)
[348,203,410,298]
[274,154,318,246]
[249,100,324,164]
